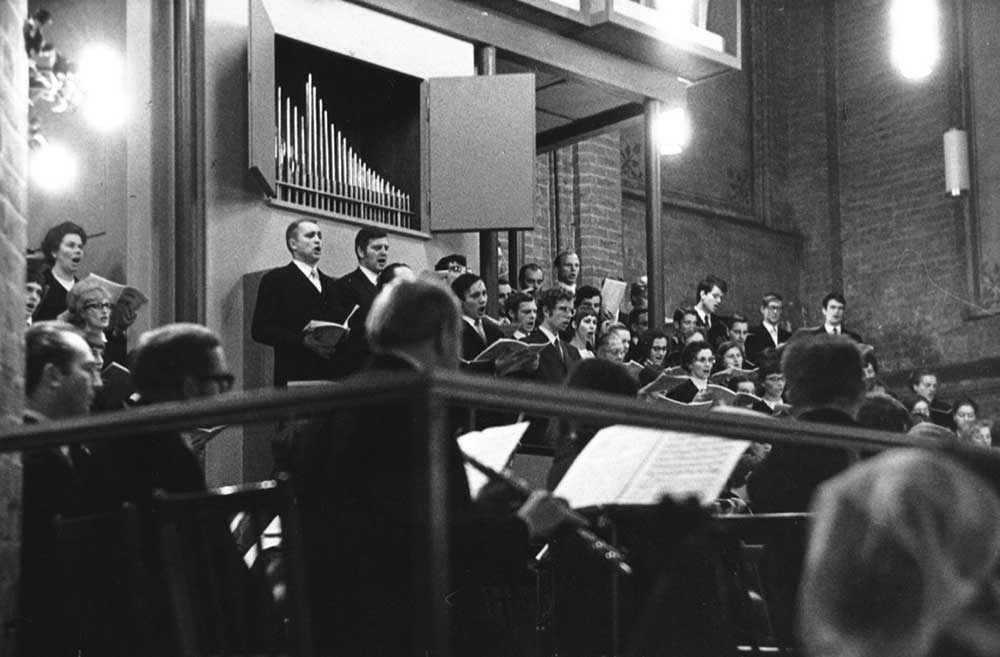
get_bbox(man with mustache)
[251,219,346,386]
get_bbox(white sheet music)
[457,422,530,498]
[601,278,628,319]
[553,425,750,508]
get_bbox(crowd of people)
[15,216,1000,655]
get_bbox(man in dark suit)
[94,324,276,655]
[452,273,504,362]
[525,287,581,384]
[747,334,865,513]
[793,292,863,343]
[292,276,580,655]
[251,219,347,386]
[19,321,104,657]
[745,292,792,364]
[330,226,389,378]
[692,274,729,348]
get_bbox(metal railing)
[6,368,998,657]
[0,368,972,455]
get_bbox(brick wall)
[621,194,803,327]
[782,0,1000,414]
[520,0,999,414]
[0,0,27,651]
[525,136,628,303]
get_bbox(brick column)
[0,0,29,652]
[574,132,623,288]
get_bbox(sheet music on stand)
[457,422,529,498]
[553,425,750,508]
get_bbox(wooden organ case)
[248,0,537,234]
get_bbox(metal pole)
[644,99,664,330]
[476,45,500,318]
[173,0,206,323]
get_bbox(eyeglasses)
[448,264,466,274]
[694,356,716,364]
[200,373,235,393]
[84,302,113,311]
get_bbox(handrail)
[0,372,429,451]
[1,368,995,469]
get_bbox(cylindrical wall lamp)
[943,127,969,196]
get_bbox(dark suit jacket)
[744,324,792,362]
[664,379,700,404]
[524,328,582,384]
[694,312,728,348]
[459,317,505,362]
[19,415,99,657]
[793,325,863,344]
[33,269,73,322]
[251,262,344,386]
[293,354,531,654]
[330,267,378,378]
[746,408,858,513]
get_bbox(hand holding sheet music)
[302,304,359,348]
[553,425,750,508]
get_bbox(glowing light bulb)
[658,107,692,156]
[83,88,128,131]
[890,0,939,80]
[77,45,124,91]
[31,142,77,192]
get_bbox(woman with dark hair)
[664,307,698,367]
[33,221,87,321]
[954,397,980,445]
[664,340,714,403]
[638,329,669,370]
[568,307,597,359]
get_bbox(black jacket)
[294,354,532,654]
[329,267,378,378]
[746,408,858,513]
[251,262,344,386]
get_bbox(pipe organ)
[275,75,414,229]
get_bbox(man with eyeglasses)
[20,320,104,656]
[89,323,272,653]
[94,324,232,509]
[745,292,792,365]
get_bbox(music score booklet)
[553,426,750,507]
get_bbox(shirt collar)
[291,259,318,280]
[359,265,379,286]
[538,324,558,343]
[461,315,481,330]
